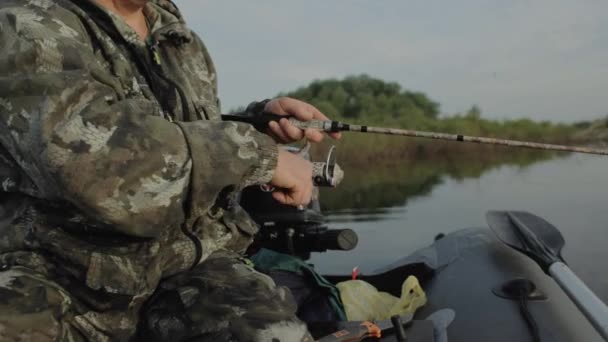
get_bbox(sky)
[177,1,608,122]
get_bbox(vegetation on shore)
[282,75,579,141]
[572,118,608,143]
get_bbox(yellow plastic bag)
[336,275,427,321]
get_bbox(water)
[310,154,608,302]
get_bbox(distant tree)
[465,105,481,120]
[406,91,440,118]
[281,74,441,122]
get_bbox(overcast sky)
[177,1,608,122]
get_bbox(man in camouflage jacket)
[0,0,337,340]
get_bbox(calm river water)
[310,153,608,302]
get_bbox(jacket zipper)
[146,39,196,121]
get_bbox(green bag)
[251,248,347,321]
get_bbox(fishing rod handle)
[549,262,608,340]
[266,116,336,132]
[222,113,333,131]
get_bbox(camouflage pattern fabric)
[140,250,313,342]
[0,265,138,341]
[0,0,311,340]
[0,252,313,341]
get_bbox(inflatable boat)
[241,189,608,341]
[323,226,604,341]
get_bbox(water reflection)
[320,146,557,213]
[325,207,402,223]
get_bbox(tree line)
[280,74,578,143]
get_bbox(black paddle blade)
[486,211,565,273]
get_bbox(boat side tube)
[369,228,604,342]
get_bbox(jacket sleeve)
[0,9,277,238]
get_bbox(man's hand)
[270,149,314,207]
[264,97,342,143]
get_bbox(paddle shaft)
[549,262,608,340]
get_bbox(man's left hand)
[264,97,341,143]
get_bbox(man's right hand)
[270,149,314,207]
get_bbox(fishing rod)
[223,112,608,156]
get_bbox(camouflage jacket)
[0,0,277,301]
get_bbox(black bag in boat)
[249,248,347,323]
